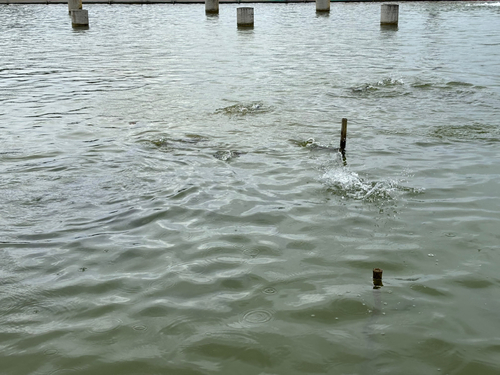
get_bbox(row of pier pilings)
[207,1,399,27]
[67,1,399,29]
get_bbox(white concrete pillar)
[316,0,330,13]
[381,4,399,25]
[205,0,219,14]
[237,7,254,27]
[71,9,89,28]
[68,0,82,14]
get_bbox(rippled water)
[1,2,500,374]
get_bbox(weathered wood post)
[71,9,89,28]
[340,118,347,152]
[205,0,219,14]
[68,0,82,14]
[316,0,330,13]
[373,268,383,288]
[237,7,254,28]
[381,4,399,25]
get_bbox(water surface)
[1,2,500,374]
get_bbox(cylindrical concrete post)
[71,9,89,28]
[68,0,82,14]
[316,0,330,13]
[381,4,399,25]
[205,0,219,14]
[237,7,254,27]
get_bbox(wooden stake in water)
[340,118,347,152]
[373,268,383,289]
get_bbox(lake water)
[1,2,500,374]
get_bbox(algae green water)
[1,2,500,374]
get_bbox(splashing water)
[320,165,415,202]
[213,150,243,162]
[351,77,405,94]
[215,102,268,116]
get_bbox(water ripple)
[1,3,500,374]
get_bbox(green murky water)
[1,2,500,374]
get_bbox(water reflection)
[380,24,398,32]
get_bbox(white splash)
[320,166,403,201]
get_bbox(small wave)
[158,315,201,336]
[290,138,316,148]
[430,123,500,143]
[181,134,210,144]
[148,137,169,148]
[215,102,269,116]
[141,134,209,151]
[290,138,339,153]
[445,81,474,87]
[350,78,406,98]
[351,84,378,93]
[411,79,485,98]
[213,150,244,162]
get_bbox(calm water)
[1,2,500,374]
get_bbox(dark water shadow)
[205,12,219,20]
[71,25,89,32]
[237,25,254,33]
[380,24,399,33]
[315,11,330,18]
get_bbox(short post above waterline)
[205,0,219,14]
[71,9,89,28]
[68,0,82,14]
[373,268,383,289]
[316,0,330,13]
[381,4,399,25]
[237,7,254,28]
[340,118,347,152]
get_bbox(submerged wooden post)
[340,118,347,152]
[316,0,330,13]
[68,0,82,14]
[71,9,89,28]
[205,0,219,14]
[381,4,399,25]
[237,7,254,28]
[373,268,383,288]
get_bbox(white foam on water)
[320,165,405,202]
[468,2,500,6]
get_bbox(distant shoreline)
[0,0,489,4]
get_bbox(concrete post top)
[237,6,254,26]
